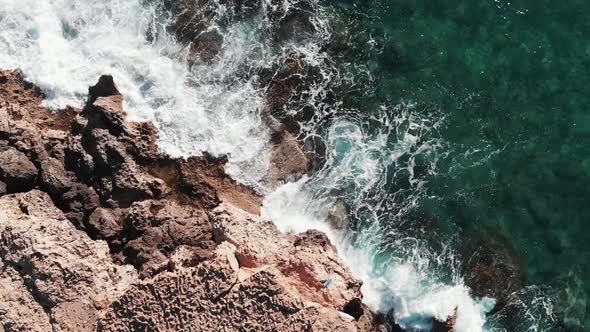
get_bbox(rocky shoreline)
[0,69,394,331]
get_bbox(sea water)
[0,0,586,331]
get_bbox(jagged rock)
[0,191,137,331]
[59,183,100,226]
[0,69,383,331]
[352,302,389,332]
[174,155,262,214]
[432,308,457,332]
[87,208,121,239]
[111,161,166,207]
[123,199,215,278]
[0,148,37,193]
[85,128,127,170]
[188,29,224,65]
[99,242,358,331]
[39,157,73,195]
[211,203,362,309]
[64,134,95,177]
[294,229,332,249]
[86,75,120,106]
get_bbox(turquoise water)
[1,0,587,330]
[319,0,589,330]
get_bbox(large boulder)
[0,148,37,193]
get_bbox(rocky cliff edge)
[0,69,385,332]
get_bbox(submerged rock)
[461,230,524,308]
[187,29,224,66]
[264,129,310,189]
[211,203,362,310]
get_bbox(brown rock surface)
[264,129,310,189]
[0,147,38,192]
[0,260,52,332]
[0,68,384,331]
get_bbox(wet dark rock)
[343,298,365,320]
[264,130,310,189]
[86,75,120,106]
[303,133,328,172]
[461,230,524,308]
[188,30,224,65]
[277,9,315,43]
[327,199,349,230]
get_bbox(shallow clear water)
[0,0,587,331]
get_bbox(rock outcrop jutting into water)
[0,69,392,331]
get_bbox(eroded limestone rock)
[0,190,137,331]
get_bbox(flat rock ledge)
[0,69,386,331]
